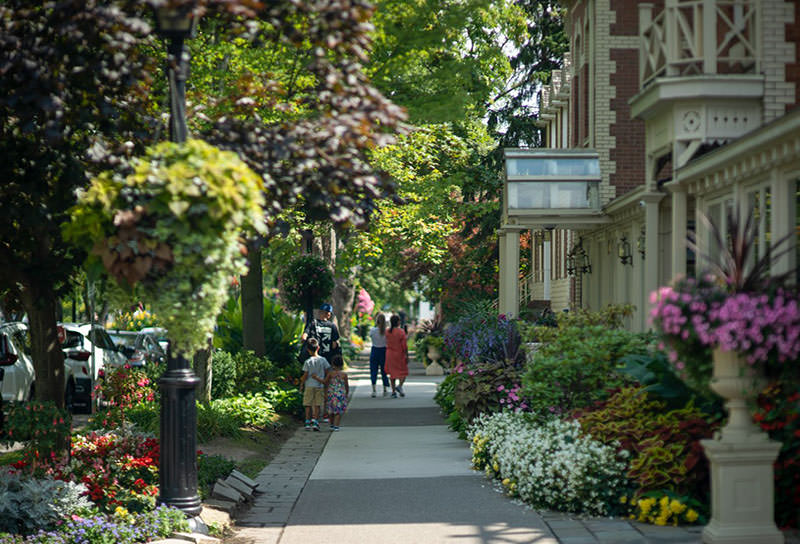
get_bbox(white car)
[0,322,35,403]
[59,323,130,381]
[0,322,92,412]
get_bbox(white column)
[644,194,664,321]
[498,230,507,315]
[695,194,707,275]
[770,170,794,278]
[543,230,552,301]
[501,229,521,318]
[671,188,688,279]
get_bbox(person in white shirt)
[368,313,390,397]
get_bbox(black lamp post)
[153,3,202,522]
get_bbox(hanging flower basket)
[64,139,266,356]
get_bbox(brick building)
[499,0,800,331]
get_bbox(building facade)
[499,0,800,330]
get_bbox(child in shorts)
[300,338,330,431]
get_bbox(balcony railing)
[639,0,759,88]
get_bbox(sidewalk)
[226,350,743,544]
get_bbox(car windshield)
[109,333,137,348]
[87,328,116,350]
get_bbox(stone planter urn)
[701,348,782,544]
[425,344,443,376]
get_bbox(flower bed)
[468,412,629,516]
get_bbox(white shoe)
[371,390,376,398]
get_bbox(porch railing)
[640,0,759,88]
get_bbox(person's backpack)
[297,319,318,365]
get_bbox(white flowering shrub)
[467,411,630,516]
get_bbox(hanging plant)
[64,139,266,356]
[278,255,334,321]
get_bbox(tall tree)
[0,1,153,407]
[189,3,407,352]
[368,0,527,123]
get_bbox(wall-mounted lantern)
[567,237,591,275]
[618,236,633,265]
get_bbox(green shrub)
[197,403,244,442]
[197,454,236,499]
[210,350,237,399]
[521,325,650,417]
[433,372,458,416]
[214,296,304,369]
[262,384,303,417]
[2,401,71,472]
[233,352,276,394]
[453,362,526,424]
[0,472,93,535]
[521,303,637,344]
[120,402,159,435]
[619,351,720,414]
[574,386,719,506]
[754,381,800,528]
[434,372,467,436]
[210,350,281,399]
[210,394,276,430]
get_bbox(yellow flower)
[492,462,499,472]
[502,478,510,487]
[669,499,686,514]
[654,515,668,526]
[685,509,699,523]
[659,496,670,509]
[620,495,627,504]
[114,506,130,520]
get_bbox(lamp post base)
[159,357,202,518]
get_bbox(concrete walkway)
[226,351,718,544]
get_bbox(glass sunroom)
[503,149,605,226]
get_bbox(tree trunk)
[332,272,355,343]
[241,239,265,356]
[21,281,65,409]
[193,337,213,405]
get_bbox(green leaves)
[277,255,335,319]
[65,139,266,356]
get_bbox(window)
[12,329,30,356]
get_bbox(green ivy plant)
[64,139,266,356]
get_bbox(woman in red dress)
[384,314,408,398]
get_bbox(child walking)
[324,355,349,431]
[300,338,330,431]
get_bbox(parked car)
[0,322,93,413]
[140,327,169,353]
[0,322,35,404]
[59,323,130,377]
[108,330,167,366]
